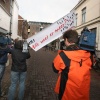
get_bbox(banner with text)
[27,11,76,51]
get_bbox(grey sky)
[17,0,79,23]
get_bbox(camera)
[22,40,29,53]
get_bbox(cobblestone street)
[1,48,100,100]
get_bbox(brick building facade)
[28,21,52,37]
[18,15,29,39]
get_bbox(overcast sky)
[17,0,79,23]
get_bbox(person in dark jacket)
[8,40,30,100]
[0,42,11,97]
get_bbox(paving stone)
[1,48,100,100]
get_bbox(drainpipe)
[99,0,100,16]
[9,0,13,34]
[22,20,25,39]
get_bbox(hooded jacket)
[11,40,30,72]
[52,45,92,100]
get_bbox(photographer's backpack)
[79,28,96,51]
[78,28,100,70]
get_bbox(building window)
[90,28,96,34]
[82,7,86,23]
[28,26,30,34]
[76,13,78,26]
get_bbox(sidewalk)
[0,48,100,100]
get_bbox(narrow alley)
[1,48,100,100]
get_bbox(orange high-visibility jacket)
[53,50,92,100]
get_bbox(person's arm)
[52,52,65,73]
[52,63,59,73]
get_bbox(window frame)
[75,13,78,26]
[82,7,86,23]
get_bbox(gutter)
[71,0,86,11]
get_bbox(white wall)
[11,0,19,39]
[0,7,10,32]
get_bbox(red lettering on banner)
[50,32,54,36]
[49,23,65,37]
[55,27,60,32]
[40,35,48,43]
[55,24,65,33]
[32,43,39,49]
[61,24,64,28]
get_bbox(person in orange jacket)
[52,29,92,100]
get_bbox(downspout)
[96,0,100,55]
[98,0,100,50]
[99,0,100,17]
[21,20,25,39]
[9,0,13,34]
[97,0,100,51]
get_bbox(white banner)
[27,11,76,51]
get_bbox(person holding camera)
[52,29,92,100]
[8,40,30,100]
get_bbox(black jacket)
[11,48,30,72]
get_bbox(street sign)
[27,11,76,51]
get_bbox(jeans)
[0,64,5,96]
[8,71,27,100]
